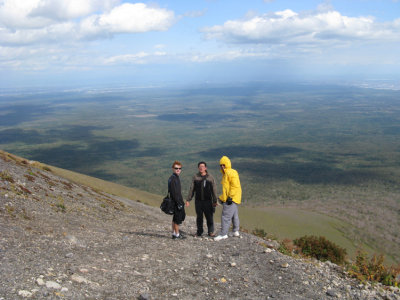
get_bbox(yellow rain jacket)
[219,156,242,205]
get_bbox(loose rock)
[18,290,32,298]
[71,274,89,284]
[45,281,61,289]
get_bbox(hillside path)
[1,152,399,299]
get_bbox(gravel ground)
[1,150,399,300]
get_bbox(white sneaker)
[233,231,240,237]
[214,235,228,241]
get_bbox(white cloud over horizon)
[202,8,400,46]
[0,0,399,87]
[0,0,175,46]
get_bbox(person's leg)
[231,203,240,234]
[172,209,186,239]
[173,222,179,236]
[195,200,204,236]
[220,203,234,236]
[204,201,215,235]
[172,221,176,236]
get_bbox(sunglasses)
[174,167,182,170]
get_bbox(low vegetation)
[0,170,14,183]
[55,202,66,213]
[251,228,268,239]
[349,250,400,287]
[293,235,347,265]
[252,228,400,287]
[278,238,295,256]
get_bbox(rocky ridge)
[1,150,399,300]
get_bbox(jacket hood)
[219,156,232,169]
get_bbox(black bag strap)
[167,177,172,197]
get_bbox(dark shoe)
[194,233,202,237]
[208,232,216,237]
[172,234,186,240]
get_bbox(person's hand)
[185,201,190,207]
[212,202,218,207]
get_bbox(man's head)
[198,161,207,175]
[219,156,231,173]
[172,160,182,175]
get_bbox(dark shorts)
[173,207,186,225]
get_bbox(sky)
[0,0,399,89]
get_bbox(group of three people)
[168,156,242,241]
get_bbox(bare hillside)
[0,150,399,299]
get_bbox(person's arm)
[210,175,218,205]
[186,175,195,202]
[228,170,241,204]
[170,176,178,203]
[228,175,240,197]
[170,176,184,208]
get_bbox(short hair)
[171,160,182,168]
[198,161,207,167]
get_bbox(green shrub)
[55,196,66,213]
[348,249,400,287]
[252,228,268,239]
[278,238,294,256]
[56,203,66,212]
[293,235,347,265]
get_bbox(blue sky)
[1,0,399,88]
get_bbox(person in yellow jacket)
[214,156,242,241]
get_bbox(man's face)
[198,163,207,174]
[173,165,182,176]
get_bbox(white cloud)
[0,1,176,45]
[30,0,118,21]
[189,49,273,63]
[0,0,117,28]
[96,3,175,33]
[202,8,400,46]
[104,51,167,65]
[104,52,149,64]
[0,23,78,46]
[0,0,51,29]
[0,43,73,70]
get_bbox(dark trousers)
[195,200,214,235]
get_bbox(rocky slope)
[1,150,399,300]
